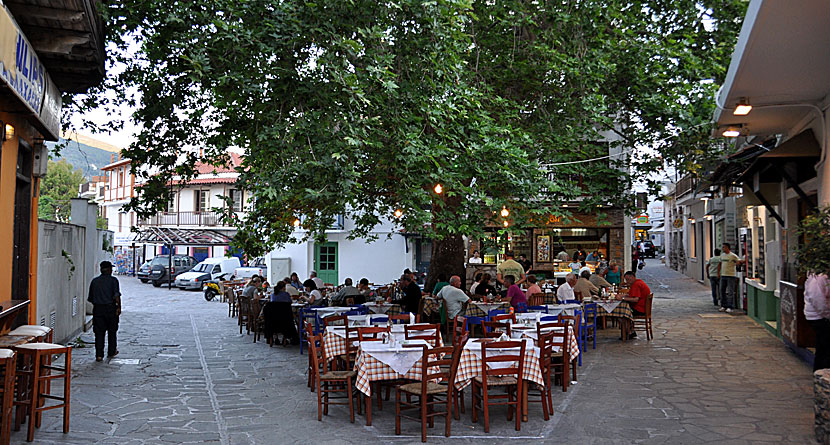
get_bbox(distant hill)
[46,138,120,178]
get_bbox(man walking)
[718,243,743,313]
[706,249,721,306]
[88,261,122,362]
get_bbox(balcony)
[138,211,228,227]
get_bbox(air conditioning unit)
[32,141,48,178]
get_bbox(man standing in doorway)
[718,243,743,313]
[497,251,526,286]
[706,249,721,307]
[88,261,122,362]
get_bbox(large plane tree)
[70,0,745,288]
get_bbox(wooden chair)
[13,343,72,442]
[471,340,526,432]
[324,315,348,328]
[481,321,511,338]
[227,288,238,317]
[308,334,357,423]
[451,335,469,419]
[529,293,546,307]
[452,316,467,346]
[395,343,461,442]
[237,296,251,334]
[357,326,389,341]
[404,324,441,347]
[491,313,516,324]
[0,349,15,445]
[542,321,573,392]
[632,293,654,340]
[306,322,320,390]
[529,331,554,420]
[389,313,413,325]
[558,313,582,367]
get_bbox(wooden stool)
[13,343,71,442]
[0,336,34,349]
[7,327,52,344]
[0,349,15,445]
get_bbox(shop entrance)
[12,139,32,302]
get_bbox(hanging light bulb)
[394,209,403,218]
[293,218,301,228]
[434,183,443,194]
[500,206,509,218]
[503,220,509,228]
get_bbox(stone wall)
[815,369,830,444]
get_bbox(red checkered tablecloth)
[355,346,446,396]
[422,297,440,315]
[584,300,633,322]
[465,302,510,318]
[323,327,443,364]
[511,326,580,362]
[454,339,544,390]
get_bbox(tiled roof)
[195,153,243,174]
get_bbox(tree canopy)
[39,159,85,222]
[70,0,746,263]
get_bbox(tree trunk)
[425,235,466,294]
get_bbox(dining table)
[362,302,404,315]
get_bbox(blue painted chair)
[390,312,414,324]
[561,299,579,305]
[583,302,598,350]
[465,316,487,337]
[344,310,363,317]
[487,308,509,320]
[298,308,323,355]
[528,305,548,313]
[352,305,369,315]
[369,315,389,325]
[539,315,558,322]
[516,302,528,313]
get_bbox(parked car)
[148,254,197,287]
[637,241,656,258]
[175,257,241,290]
[234,257,266,280]
[136,260,152,283]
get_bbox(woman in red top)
[618,271,651,339]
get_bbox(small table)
[0,300,30,333]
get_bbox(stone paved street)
[19,261,817,444]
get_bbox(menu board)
[742,230,753,279]
[756,229,765,284]
[536,235,551,262]
[779,281,797,345]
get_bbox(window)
[689,222,697,258]
[229,189,243,212]
[195,190,210,211]
[118,213,123,232]
[167,193,177,212]
[212,265,221,274]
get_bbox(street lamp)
[433,183,443,194]
[394,209,403,219]
[500,206,509,218]
[293,218,301,228]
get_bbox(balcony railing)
[137,211,227,227]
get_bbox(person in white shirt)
[556,273,577,302]
[717,243,743,313]
[310,271,325,290]
[568,260,581,273]
[805,273,830,371]
[283,278,299,297]
[469,272,482,295]
[578,261,592,277]
[468,250,483,264]
[437,275,471,320]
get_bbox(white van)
[175,257,241,290]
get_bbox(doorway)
[314,242,338,285]
[12,139,32,301]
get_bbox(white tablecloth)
[542,303,582,316]
[310,307,353,317]
[364,304,396,314]
[595,300,622,313]
[359,340,429,375]
[465,337,534,370]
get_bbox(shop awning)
[133,227,234,246]
[736,129,821,186]
[708,138,776,186]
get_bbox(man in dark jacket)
[88,261,122,361]
[391,274,422,315]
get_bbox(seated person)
[437,275,470,320]
[330,277,360,306]
[617,270,651,339]
[556,273,577,302]
[282,277,300,297]
[468,250,483,264]
[589,266,613,290]
[585,251,596,262]
[302,279,324,306]
[503,275,527,309]
[390,274,422,315]
[525,274,542,300]
[472,273,497,298]
[606,262,621,285]
[578,261,592,277]
[242,276,262,299]
[356,278,376,303]
[469,272,483,295]
[573,270,599,301]
[568,259,582,273]
[263,281,299,345]
[432,274,450,295]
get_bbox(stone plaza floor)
[18,261,817,444]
